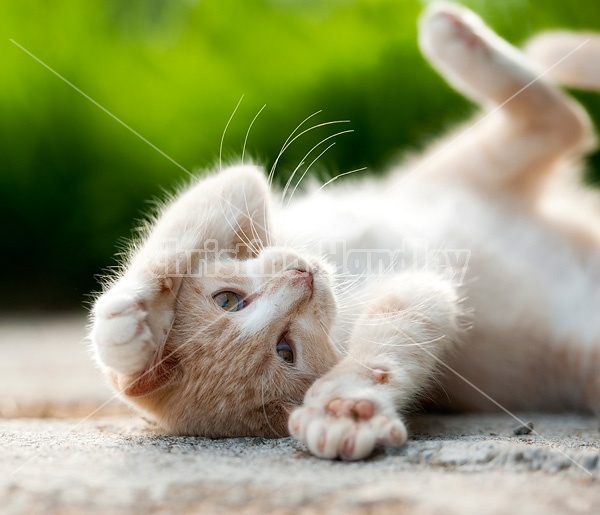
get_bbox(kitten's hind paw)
[91,292,157,376]
[419,3,493,73]
[418,2,531,104]
[288,373,407,460]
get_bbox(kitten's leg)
[289,272,464,460]
[526,32,600,92]
[91,165,270,394]
[417,3,594,191]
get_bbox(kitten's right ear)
[210,164,273,259]
[128,163,273,276]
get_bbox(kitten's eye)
[213,291,245,312]
[276,338,295,364]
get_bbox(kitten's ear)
[130,164,272,276]
[206,164,272,259]
[127,165,270,281]
[116,348,182,398]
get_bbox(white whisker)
[242,104,267,164]
[268,110,322,187]
[220,94,244,172]
[316,166,367,192]
[269,119,351,187]
[281,129,354,204]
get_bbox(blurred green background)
[2,0,600,312]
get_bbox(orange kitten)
[90,3,600,460]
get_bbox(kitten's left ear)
[117,347,182,398]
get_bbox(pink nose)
[292,269,313,288]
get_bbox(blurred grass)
[1,0,600,311]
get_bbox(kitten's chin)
[306,256,337,299]
[306,267,338,325]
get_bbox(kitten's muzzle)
[290,268,314,289]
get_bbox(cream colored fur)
[90,3,600,460]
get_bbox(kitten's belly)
[440,220,600,412]
[282,179,600,409]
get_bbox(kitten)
[90,3,600,460]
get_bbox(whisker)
[268,110,323,187]
[285,144,335,208]
[269,119,351,188]
[242,104,267,165]
[262,198,273,248]
[218,200,261,257]
[281,129,354,204]
[316,166,367,193]
[220,94,245,172]
[241,188,265,254]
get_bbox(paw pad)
[327,399,375,420]
[289,373,408,460]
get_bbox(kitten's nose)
[291,269,314,288]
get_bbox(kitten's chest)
[280,180,600,347]
[278,180,470,272]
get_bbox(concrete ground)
[1,316,599,514]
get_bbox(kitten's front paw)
[91,292,156,375]
[288,373,407,460]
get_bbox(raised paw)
[288,373,407,460]
[418,2,533,105]
[91,292,157,375]
[419,3,491,70]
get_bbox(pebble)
[513,422,534,435]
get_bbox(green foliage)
[1,0,600,310]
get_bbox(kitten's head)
[116,164,340,437]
